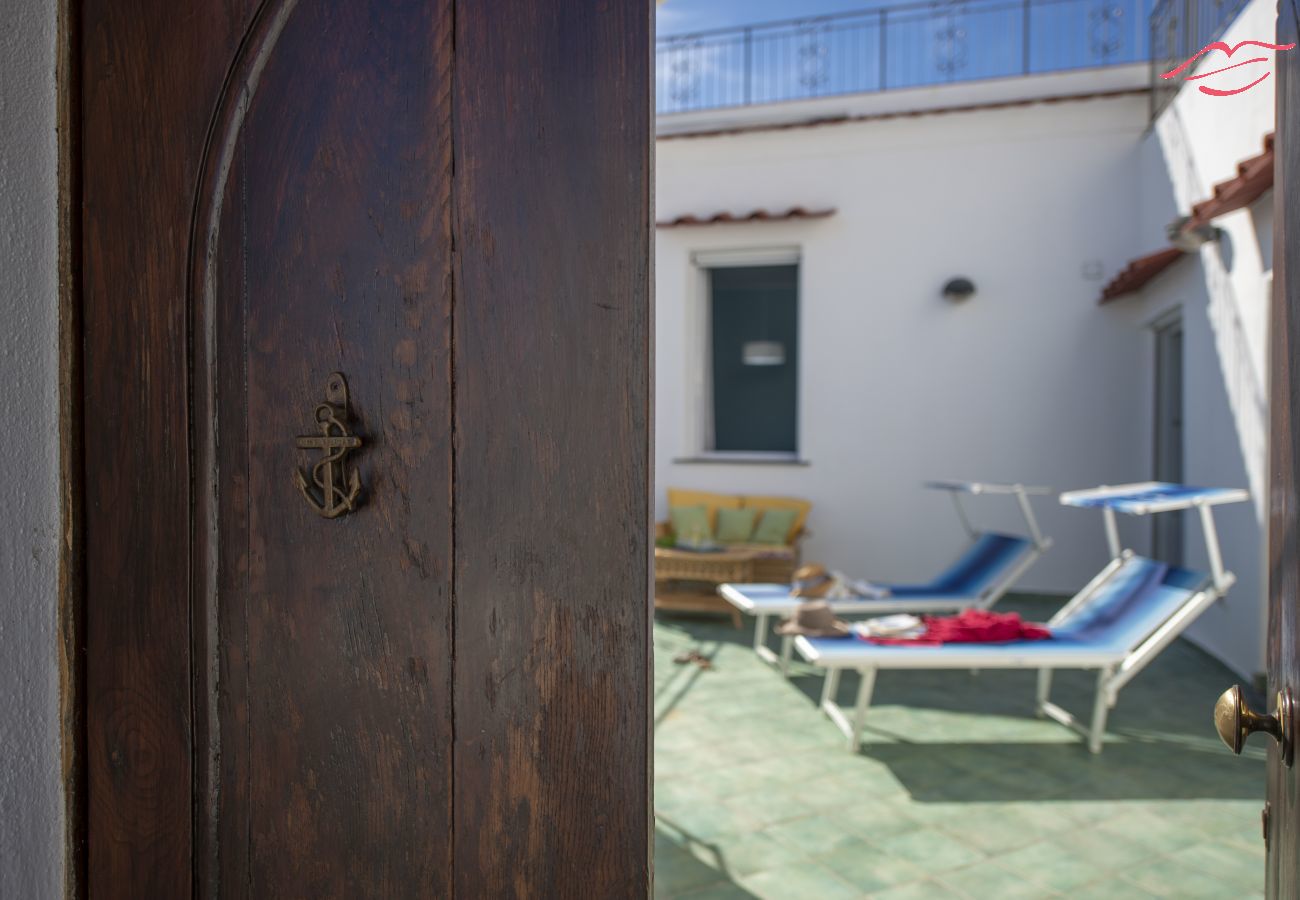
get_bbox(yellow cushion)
[741,495,811,544]
[666,488,742,531]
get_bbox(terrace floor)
[653,595,1267,899]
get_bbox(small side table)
[654,547,756,628]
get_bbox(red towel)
[861,609,1051,646]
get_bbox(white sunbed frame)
[721,481,1053,675]
[800,482,1249,754]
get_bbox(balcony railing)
[657,0,1150,116]
[1149,0,1251,118]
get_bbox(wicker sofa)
[657,488,811,584]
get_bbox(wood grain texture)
[82,0,650,893]
[1269,1,1300,894]
[81,1,257,895]
[452,1,654,895]
[200,0,455,894]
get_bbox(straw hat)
[775,600,850,637]
[791,563,833,598]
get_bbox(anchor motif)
[293,372,363,518]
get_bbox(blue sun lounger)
[795,482,1249,753]
[719,482,1052,674]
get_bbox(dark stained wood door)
[1269,0,1300,892]
[80,0,651,896]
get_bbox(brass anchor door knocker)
[294,372,363,518]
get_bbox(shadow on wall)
[1154,102,1269,525]
[1202,234,1267,513]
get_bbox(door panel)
[1268,0,1300,891]
[82,0,651,895]
[199,0,455,893]
[451,3,652,894]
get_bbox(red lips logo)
[1161,39,1297,96]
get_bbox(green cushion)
[669,505,712,543]
[751,508,798,545]
[715,507,758,543]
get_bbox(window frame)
[685,246,803,462]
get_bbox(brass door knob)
[1214,684,1294,765]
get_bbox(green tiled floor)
[654,595,1267,899]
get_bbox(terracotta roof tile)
[1186,132,1274,228]
[1100,133,1274,304]
[1099,246,1183,304]
[656,206,835,228]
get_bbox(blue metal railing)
[1149,0,1251,118]
[657,0,1151,115]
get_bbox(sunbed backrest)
[1053,556,1212,652]
[929,533,1032,594]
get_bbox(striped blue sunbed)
[796,482,1248,754]
[719,481,1052,674]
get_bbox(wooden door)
[1268,0,1300,891]
[80,1,651,896]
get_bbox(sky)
[656,0,878,37]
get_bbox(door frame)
[683,245,804,462]
[1267,0,1299,889]
[1151,308,1185,566]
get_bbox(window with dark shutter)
[708,264,798,453]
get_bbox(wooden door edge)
[646,9,657,893]
[56,0,86,896]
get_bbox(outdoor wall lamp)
[941,277,976,302]
[1167,215,1223,253]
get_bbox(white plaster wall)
[1123,0,1279,676]
[657,93,1155,602]
[1122,235,1269,679]
[1151,0,1279,213]
[657,30,1279,678]
[0,0,64,895]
